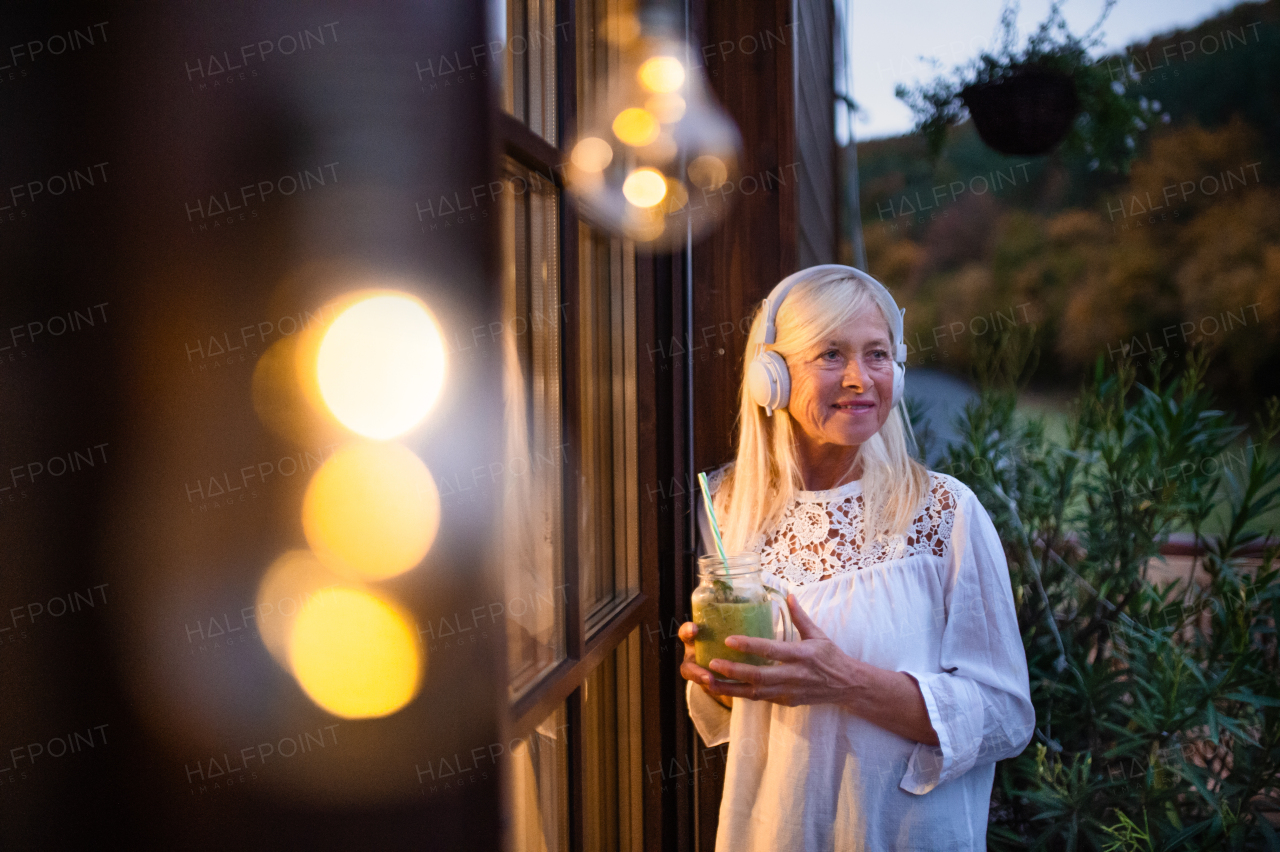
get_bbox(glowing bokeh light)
[664,179,689,211]
[687,155,729,191]
[316,292,446,440]
[302,441,441,581]
[570,137,614,172]
[622,168,668,208]
[645,93,686,124]
[611,108,660,147]
[253,337,306,441]
[640,132,678,166]
[637,56,685,93]
[255,550,342,667]
[288,586,422,719]
[253,336,345,447]
[563,22,742,247]
[603,11,641,46]
[619,204,666,242]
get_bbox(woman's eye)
[821,349,841,361]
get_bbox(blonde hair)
[716,268,930,553]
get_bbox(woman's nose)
[843,357,865,390]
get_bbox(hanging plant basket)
[959,66,1080,156]
[896,2,1153,171]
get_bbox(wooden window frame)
[499,0,655,736]
[497,3,662,851]
[498,0,811,843]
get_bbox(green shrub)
[940,331,1280,850]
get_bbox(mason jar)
[691,553,795,683]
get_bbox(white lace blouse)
[686,472,1034,851]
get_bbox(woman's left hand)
[703,594,859,707]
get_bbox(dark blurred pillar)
[0,2,506,848]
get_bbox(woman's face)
[785,306,895,456]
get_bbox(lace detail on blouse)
[756,473,959,586]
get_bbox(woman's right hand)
[678,622,731,709]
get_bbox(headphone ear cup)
[746,350,790,413]
[745,355,773,410]
[770,353,791,412]
[892,362,905,408]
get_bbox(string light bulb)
[567,9,742,248]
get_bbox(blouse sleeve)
[686,679,732,747]
[899,486,1035,795]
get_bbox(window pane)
[578,225,640,625]
[581,628,644,851]
[502,159,565,699]
[507,704,570,852]
[575,0,634,128]
[502,0,558,144]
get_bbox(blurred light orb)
[603,11,641,45]
[622,168,668,208]
[638,55,685,93]
[288,586,422,719]
[255,550,342,667]
[252,337,307,442]
[302,441,441,581]
[570,137,614,172]
[316,292,445,440]
[623,208,665,242]
[253,336,345,448]
[664,179,689,211]
[565,12,742,248]
[688,154,729,191]
[612,108,660,147]
[638,133,678,167]
[645,93,686,124]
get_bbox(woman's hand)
[678,621,732,709]
[705,595,940,746]
[702,594,859,708]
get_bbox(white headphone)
[745,265,907,416]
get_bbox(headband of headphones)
[758,264,907,361]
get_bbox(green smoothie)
[693,599,775,673]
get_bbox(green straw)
[697,472,729,570]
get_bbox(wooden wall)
[682,0,835,847]
[688,0,836,477]
[631,1,838,848]
[690,0,799,478]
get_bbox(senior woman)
[679,265,1034,851]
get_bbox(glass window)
[575,0,641,627]
[502,0,559,144]
[497,0,648,847]
[576,0,634,120]
[501,158,565,699]
[578,225,640,627]
[507,704,571,852]
[580,627,644,850]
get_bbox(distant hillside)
[1125,1,1280,149]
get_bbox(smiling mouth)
[833,401,875,412]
